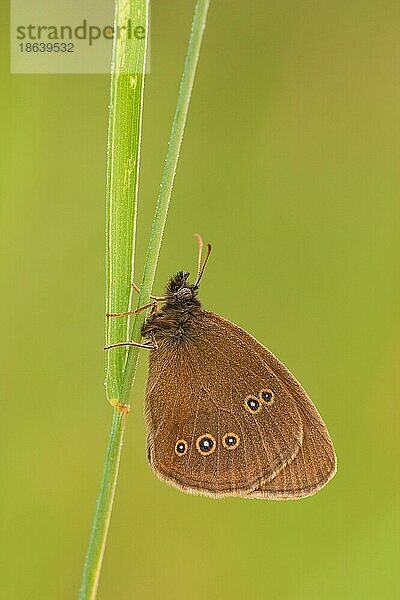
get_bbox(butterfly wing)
[238,321,337,499]
[209,312,336,499]
[247,401,336,499]
[145,311,311,497]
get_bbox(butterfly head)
[166,271,199,302]
[165,236,212,304]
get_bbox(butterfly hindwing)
[247,404,336,499]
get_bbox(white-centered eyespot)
[260,388,275,406]
[175,439,188,456]
[222,432,240,450]
[196,434,216,456]
[244,395,262,414]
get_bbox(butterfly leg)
[104,339,157,351]
[131,282,166,301]
[131,282,141,294]
[106,300,158,318]
[104,333,158,351]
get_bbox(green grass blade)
[105,0,149,402]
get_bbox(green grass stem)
[79,1,211,598]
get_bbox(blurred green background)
[1,1,400,598]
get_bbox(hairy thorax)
[142,300,203,346]
[142,271,204,346]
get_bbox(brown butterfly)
[107,235,336,499]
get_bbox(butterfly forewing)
[203,312,337,499]
[145,311,307,496]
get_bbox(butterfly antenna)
[195,233,204,277]
[194,233,212,287]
